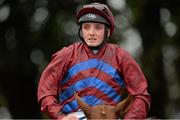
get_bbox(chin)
[88,44,99,47]
[87,43,100,47]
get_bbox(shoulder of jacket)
[107,43,131,56]
[107,43,123,52]
[51,42,82,59]
[107,43,120,49]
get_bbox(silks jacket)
[37,42,151,119]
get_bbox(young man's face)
[82,22,106,47]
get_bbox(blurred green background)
[0,0,180,119]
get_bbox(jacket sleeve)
[121,50,151,119]
[37,49,68,119]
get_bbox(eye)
[95,23,104,29]
[82,23,90,30]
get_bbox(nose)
[89,27,95,36]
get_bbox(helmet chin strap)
[78,25,109,54]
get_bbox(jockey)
[37,2,151,120]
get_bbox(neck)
[88,41,106,54]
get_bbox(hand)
[61,114,78,120]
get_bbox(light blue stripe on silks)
[59,77,122,104]
[61,59,125,87]
[62,95,103,113]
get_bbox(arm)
[37,49,68,119]
[121,51,151,119]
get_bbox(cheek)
[98,31,105,40]
[82,30,87,38]
[99,30,105,35]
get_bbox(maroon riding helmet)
[76,2,115,37]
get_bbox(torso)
[58,42,127,113]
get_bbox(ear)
[115,95,132,114]
[74,92,91,115]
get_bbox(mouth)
[88,38,96,41]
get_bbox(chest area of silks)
[59,58,126,113]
